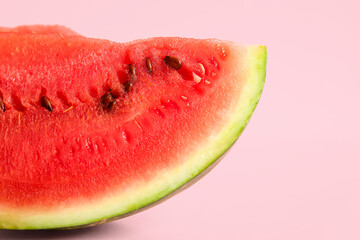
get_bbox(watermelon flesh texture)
[0,26,266,229]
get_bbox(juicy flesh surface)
[0,28,238,209]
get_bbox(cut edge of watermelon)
[0,45,266,230]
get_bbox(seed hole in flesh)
[0,98,5,112]
[177,66,194,81]
[117,70,127,83]
[11,94,26,111]
[56,91,71,107]
[41,96,53,112]
[164,56,181,70]
[89,87,99,99]
[145,57,152,74]
[109,89,120,99]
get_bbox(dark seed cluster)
[0,55,184,113]
[101,93,116,110]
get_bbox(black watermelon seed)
[123,81,133,92]
[101,93,114,110]
[0,98,5,112]
[41,96,53,111]
[129,64,135,76]
[107,100,116,111]
[164,56,181,70]
[145,57,152,74]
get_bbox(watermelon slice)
[0,26,266,229]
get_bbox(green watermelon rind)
[0,45,266,230]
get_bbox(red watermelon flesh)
[0,26,266,229]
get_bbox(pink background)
[0,0,359,239]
